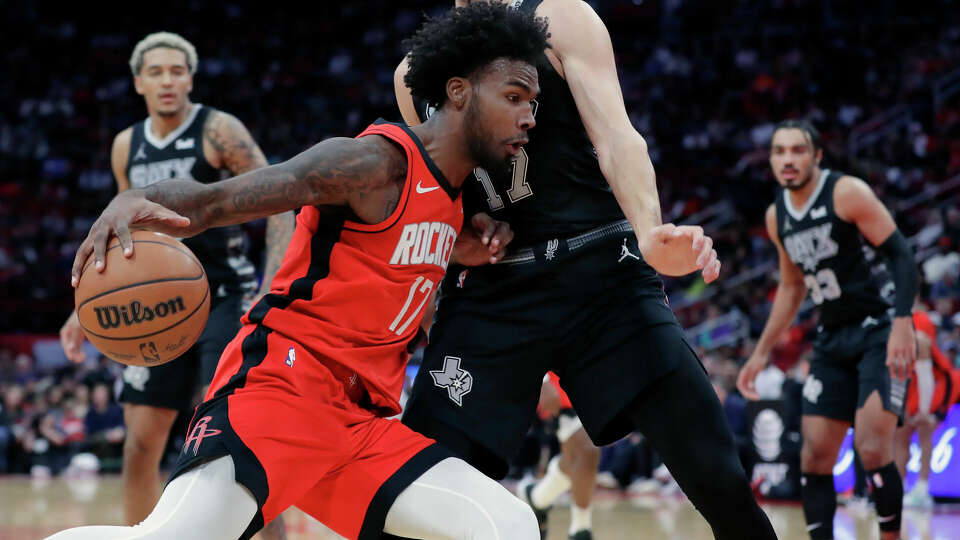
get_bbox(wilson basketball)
[74,230,210,366]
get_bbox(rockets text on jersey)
[245,120,463,414]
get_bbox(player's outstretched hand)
[59,311,86,363]
[71,190,190,287]
[736,353,767,401]
[451,212,514,266]
[639,224,721,283]
[887,316,916,382]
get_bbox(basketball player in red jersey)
[58,31,293,538]
[50,4,546,539]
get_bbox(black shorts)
[403,229,696,478]
[802,314,906,423]
[119,293,243,411]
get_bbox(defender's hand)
[639,224,721,283]
[887,317,916,382]
[71,190,190,287]
[736,353,769,401]
[451,213,514,266]
[59,311,87,363]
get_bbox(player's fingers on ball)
[116,224,134,257]
[91,228,111,272]
[71,239,94,286]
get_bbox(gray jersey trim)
[783,168,829,221]
[143,103,204,149]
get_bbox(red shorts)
[169,325,449,540]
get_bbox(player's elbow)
[596,130,647,163]
[595,130,649,179]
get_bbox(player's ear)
[446,77,469,111]
[185,74,193,96]
[133,76,145,96]
[814,147,823,165]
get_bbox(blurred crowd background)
[1,0,959,486]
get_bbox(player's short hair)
[129,32,198,76]
[402,1,550,108]
[773,119,822,151]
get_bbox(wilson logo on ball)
[93,297,188,329]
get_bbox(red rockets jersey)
[244,120,463,414]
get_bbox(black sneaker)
[519,481,549,539]
[569,530,593,540]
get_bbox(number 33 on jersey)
[244,120,462,413]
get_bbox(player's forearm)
[877,230,919,317]
[257,211,295,296]
[597,133,662,244]
[754,281,806,357]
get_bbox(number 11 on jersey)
[389,276,435,336]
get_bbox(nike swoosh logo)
[416,181,440,194]
[877,515,897,523]
[805,523,823,532]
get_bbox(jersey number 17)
[473,148,533,211]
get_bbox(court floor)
[1,474,958,539]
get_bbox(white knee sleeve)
[384,457,539,540]
[45,456,258,540]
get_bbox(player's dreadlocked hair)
[403,1,550,108]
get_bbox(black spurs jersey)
[413,0,625,248]
[775,169,891,328]
[126,104,256,295]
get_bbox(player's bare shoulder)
[764,203,779,238]
[111,127,135,189]
[293,134,408,223]
[111,127,134,163]
[832,174,881,221]
[536,0,606,60]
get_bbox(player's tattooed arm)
[153,135,405,232]
[71,136,407,284]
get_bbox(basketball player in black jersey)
[396,2,776,539]
[737,120,918,540]
[57,32,293,538]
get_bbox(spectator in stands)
[84,383,124,470]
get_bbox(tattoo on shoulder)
[205,111,267,175]
[304,137,406,201]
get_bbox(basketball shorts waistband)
[499,219,633,266]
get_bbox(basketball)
[74,230,210,367]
